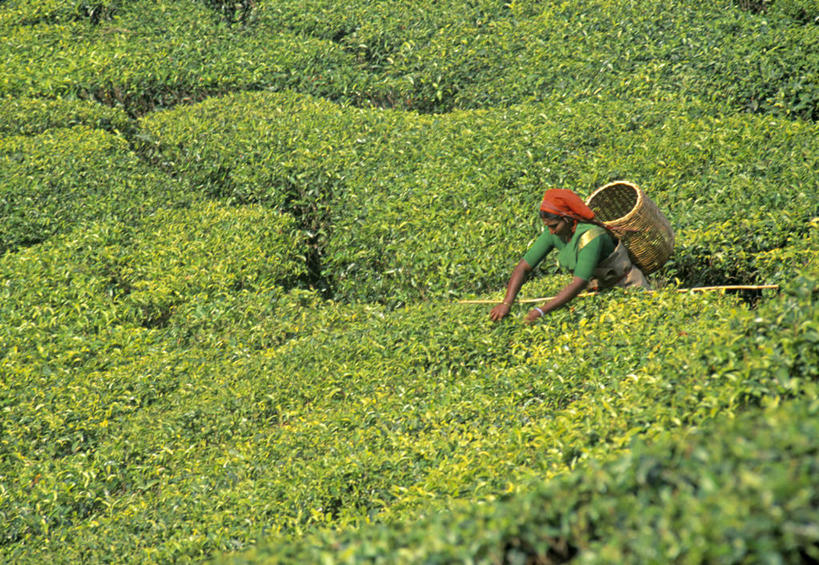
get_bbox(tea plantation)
[1,0,818,563]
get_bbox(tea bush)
[139,91,818,304]
[0,96,132,136]
[5,261,814,562]
[0,126,191,253]
[1,202,309,557]
[771,0,819,23]
[0,0,119,26]
[202,0,254,25]
[115,202,309,327]
[251,0,819,117]
[213,268,819,564]
[0,0,362,115]
[3,0,819,562]
[1,0,816,118]
[0,201,306,361]
[227,395,819,564]
[251,0,512,74]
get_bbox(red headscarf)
[539,189,596,223]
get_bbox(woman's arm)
[524,275,588,325]
[490,259,532,321]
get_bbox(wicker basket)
[585,181,674,275]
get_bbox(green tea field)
[1,0,818,563]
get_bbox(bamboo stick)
[457,284,780,305]
[673,284,780,293]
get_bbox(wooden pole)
[457,284,780,305]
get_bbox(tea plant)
[3,257,817,562]
[139,91,818,304]
[1,0,816,117]
[0,96,132,136]
[0,126,192,253]
[2,0,818,562]
[227,395,819,564]
[0,0,119,26]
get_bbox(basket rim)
[586,180,644,226]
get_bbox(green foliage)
[140,91,818,304]
[2,0,818,563]
[3,259,817,561]
[201,0,255,24]
[0,126,191,253]
[114,202,308,327]
[708,17,819,120]
[0,0,119,26]
[0,202,306,352]
[734,0,775,13]
[1,0,816,117]
[0,203,309,556]
[252,0,511,69]
[0,96,132,136]
[777,0,819,23]
[259,0,819,118]
[0,0,360,115]
[220,270,819,564]
[227,395,819,564]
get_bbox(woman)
[490,188,648,324]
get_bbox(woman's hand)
[524,308,543,325]
[523,277,588,325]
[490,302,511,321]
[489,260,532,322]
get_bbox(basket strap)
[578,226,606,251]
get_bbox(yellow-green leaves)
[2,0,818,563]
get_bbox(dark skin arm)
[524,275,589,325]
[492,215,590,323]
[489,258,532,321]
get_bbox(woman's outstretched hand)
[524,308,543,325]
[490,260,531,323]
[489,303,511,321]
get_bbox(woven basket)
[585,181,674,275]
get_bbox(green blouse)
[522,223,615,280]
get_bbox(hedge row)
[2,1,817,563]
[0,0,119,26]
[138,91,819,305]
[383,0,818,117]
[736,0,819,22]
[1,205,309,559]
[211,271,818,564]
[0,201,306,359]
[0,96,132,136]
[0,126,194,254]
[249,0,514,71]
[2,248,815,562]
[227,395,819,564]
[1,0,816,118]
[0,0,361,116]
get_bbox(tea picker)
[489,182,675,325]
